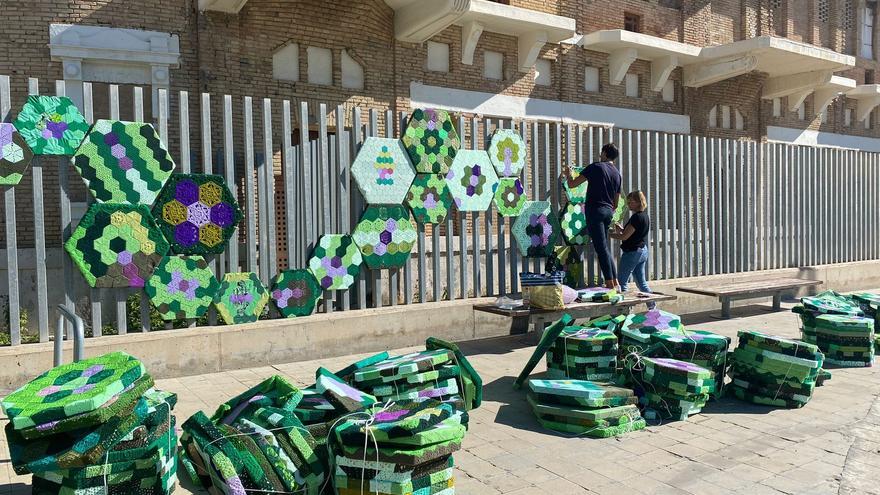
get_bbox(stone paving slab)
[2,301,880,494]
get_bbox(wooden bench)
[474,291,677,335]
[676,278,823,319]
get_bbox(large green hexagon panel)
[0,123,33,186]
[214,272,269,325]
[352,205,416,269]
[512,201,561,258]
[493,177,526,217]
[406,174,452,224]
[488,129,526,178]
[271,269,322,318]
[308,234,363,290]
[446,149,498,212]
[153,173,242,255]
[402,108,460,174]
[64,203,170,288]
[73,120,176,205]
[563,166,588,204]
[13,95,89,155]
[352,137,415,205]
[561,202,589,245]
[145,255,219,321]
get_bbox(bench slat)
[677,278,822,298]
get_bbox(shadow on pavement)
[456,334,535,357]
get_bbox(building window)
[819,0,830,22]
[625,73,639,97]
[735,109,745,130]
[484,51,503,80]
[708,106,717,128]
[862,4,876,59]
[341,50,364,89]
[797,101,806,120]
[772,98,782,117]
[721,105,731,129]
[273,43,300,82]
[846,107,853,126]
[584,66,599,92]
[866,111,873,129]
[307,46,333,85]
[426,41,449,73]
[624,12,642,33]
[535,59,552,86]
[661,80,674,102]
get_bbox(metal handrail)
[55,305,85,366]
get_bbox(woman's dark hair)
[601,143,619,161]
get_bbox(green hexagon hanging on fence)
[64,203,170,288]
[214,272,269,325]
[493,177,526,217]
[352,205,417,269]
[446,149,498,212]
[406,174,452,224]
[352,137,415,205]
[487,129,526,177]
[561,202,589,245]
[512,200,561,258]
[308,234,363,290]
[0,123,33,185]
[146,255,219,321]
[563,166,588,204]
[13,95,89,155]
[402,108,460,174]
[270,269,322,318]
[73,120,176,205]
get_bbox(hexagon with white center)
[561,202,589,245]
[493,177,526,217]
[488,129,526,177]
[352,205,417,269]
[446,149,499,212]
[352,137,416,205]
[512,200,561,258]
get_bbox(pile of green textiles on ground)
[635,357,713,421]
[647,329,730,398]
[544,323,619,381]
[849,293,880,354]
[526,379,645,437]
[179,375,326,495]
[727,330,824,408]
[331,399,464,494]
[619,309,682,358]
[351,338,482,413]
[1,352,177,494]
[793,291,875,367]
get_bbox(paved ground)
[2,299,880,494]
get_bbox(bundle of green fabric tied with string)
[526,379,645,437]
[544,322,619,381]
[633,357,714,421]
[1,352,177,494]
[793,291,874,367]
[645,329,730,399]
[727,330,824,408]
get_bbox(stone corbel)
[786,89,814,113]
[518,30,548,72]
[857,96,880,122]
[650,54,678,92]
[761,70,832,102]
[608,48,637,86]
[461,21,484,65]
[683,55,758,88]
[812,86,843,116]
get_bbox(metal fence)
[1,74,877,346]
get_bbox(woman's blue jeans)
[617,246,654,309]
[586,206,616,283]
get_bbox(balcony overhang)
[198,0,249,13]
[812,76,858,116]
[684,36,855,88]
[578,30,701,91]
[385,0,576,71]
[847,84,880,122]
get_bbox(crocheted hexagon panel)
[308,234,363,290]
[513,200,561,258]
[64,203,169,288]
[561,202,589,245]
[213,272,269,325]
[402,108,460,174]
[406,173,452,224]
[352,137,415,205]
[488,129,526,178]
[0,123,33,186]
[270,269,322,318]
[13,95,89,155]
[153,173,242,255]
[446,149,498,212]
[0,352,145,431]
[613,195,627,223]
[352,205,416,269]
[563,166,588,204]
[145,255,219,321]
[493,177,526,217]
[72,120,175,205]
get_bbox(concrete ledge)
[2,260,879,390]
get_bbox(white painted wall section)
[341,50,364,89]
[273,44,299,82]
[307,47,333,85]
[409,82,691,133]
[768,125,880,151]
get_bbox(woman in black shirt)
[610,191,653,305]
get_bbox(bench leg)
[772,293,782,311]
[721,298,731,319]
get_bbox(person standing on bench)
[563,143,622,290]
[610,191,655,309]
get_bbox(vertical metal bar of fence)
[496,124,506,296]
[79,82,101,337]
[471,117,481,297]
[282,100,295,270]
[650,132,659,280]
[661,134,670,279]
[445,114,455,299]
[722,139,731,274]
[744,141,751,272]
[711,138,721,275]
[457,116,468,299]
[243,97,258,273]
[530,121,540,275]
[263,99,277,285]
[317,104,336,311]
[485,121,495,294]
[103,84,127,334]
[150,89,171,331]
[224,95,239,273]
[676,134,685,278]
[380,111,398,306]
[256,111,269,283]
[1,76,19,345]
[726,139,733,274]
[685,135,694,276]
[348,107,367,309]
[339,105,353,309]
